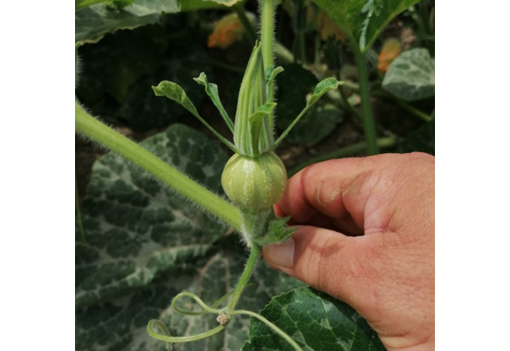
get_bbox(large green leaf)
[75,0,181,44]
[205,0,244,7]
[76,247,304,351]
[118,42,213,131]
[311,0,421,52]
[287,104,344,146]
[382,48,435,102]
[76,25,167,104]
[75,124,229,308]
[275,64,318,132]
[275,64,343,146]
[76,124,304,350]
[242,288,386,351]
[397,120,435,155]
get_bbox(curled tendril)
[171,292,224,316]
[147,290,304,351]
[146,247,303,351]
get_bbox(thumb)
[262,225,370,311]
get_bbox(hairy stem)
[354,50,379,155]
[260,0,275,70]
[75,102,242,231]
[227,243,262,311]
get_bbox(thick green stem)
[354,50,379,155]
[227,243,262,311]
[75,102,242,231]
[260,0,276,139]
[260,0,275,71]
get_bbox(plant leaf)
[194,72,235,133]
[75,124,229,308]
[75,0,181,44]
[248,101,277,149]
[266,66,285,100]
[275,64,318,132]
[398,120,435,155]
[118,41,212,131]
[382,48,435,102]
[286,104,344,146]
[205,0,244,7]
[311,0,421,52]
[76,25,167,104]
[242,287,386,351]
[253,216,296,246]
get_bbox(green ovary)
[221,152,287,210]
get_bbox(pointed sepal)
[153,81,238,153]
[194,72,235,133]
[234,42,274,157]
[253,216,297,246]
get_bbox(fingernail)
[264,238,295,268]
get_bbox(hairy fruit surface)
[221,152,286,210]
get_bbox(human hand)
[263,152,434,351]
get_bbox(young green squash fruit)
[221,151,286,210]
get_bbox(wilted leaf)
[382,48,435,101]
[242,287,386,351]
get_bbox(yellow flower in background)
[208,13,255,49]
[317,10,346,42]
[378,38,402,74]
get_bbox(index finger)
[275,155,393,231]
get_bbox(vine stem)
[354,49,379,155]
[394,98,434,122]
[227,243,262,311]
[75,102,242,231]
[231,309,304,351]
[260,0,275,71]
